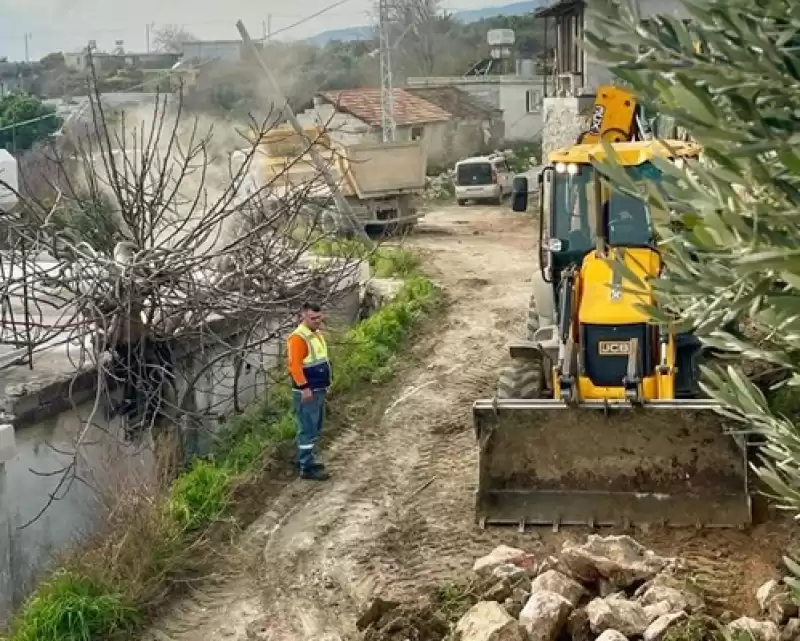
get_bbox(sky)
[0,0,514,61]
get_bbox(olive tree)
[583,0,800,516]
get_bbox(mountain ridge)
[305,0,542,45]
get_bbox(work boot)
[296,462,326,474]
[300,467,330,481]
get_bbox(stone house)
[297,86,504,167]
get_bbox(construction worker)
[287,302,331,481]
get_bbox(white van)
[454,154,513,206]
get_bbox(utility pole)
[378,0,396,143]
[23,33,31,63]
[146,22,155,52]
[234,20,369,241]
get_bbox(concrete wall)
[0,270,362,625]
[407,76,547,142]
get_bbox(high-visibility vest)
[290,323,331,389]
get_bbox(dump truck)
[250,125,428,236]
[473,85,752,530]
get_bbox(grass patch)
[4,270,440,641]
[430,581,478,627]
[311,238,422,278]
[7,571,139,641]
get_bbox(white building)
[406,74,546,142]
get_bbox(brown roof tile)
[405,86,496,120]
[320,87,451,126]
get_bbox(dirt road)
[141,203,535,640]
[142,204,793,641]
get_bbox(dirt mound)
[360,600,450,641]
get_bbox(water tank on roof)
[0,149,18,210]
[487,29,515,47]
[517,58,535,77]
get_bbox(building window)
[525,89,542,113]
[410,126,424,140]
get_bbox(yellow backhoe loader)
[473,86,750,530]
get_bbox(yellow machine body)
[475,134,750,530]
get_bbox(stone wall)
[541,96,596,161]
[0,269,363,624]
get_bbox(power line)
[268,0,354,39]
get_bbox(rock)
[595,631,629,641]
[566,607,593,641]
[536,555,563,577]
[719,611,736,625]
[639,584,705,613]
[356,597,400,631]
[782,618,800,641]
[454,601,528,641]
[474,546,532,577]
[494,564,528,582]
[561,536,672,587]
[512,587,531,606]
[598,580,619,598]
[494,564,532,590]
[587,595,650,637]
[532,570,587,607]
[504,598,523,619]
[644,601,673,622]
[483,579,513,603]
[757,580,799,625]
[728,617,781,641]
[643,612,687,641]
[519,590,573,641]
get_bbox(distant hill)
[306,0,542,46]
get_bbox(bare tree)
[152,25,197,53]
[376,0,448,77]
[0,61,383,526]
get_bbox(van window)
[457,161,493,185]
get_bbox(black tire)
[495,291,549,399]
[457,199,467,206]
[496,354,546,399]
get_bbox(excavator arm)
[576,85,653,145]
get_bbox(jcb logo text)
[598,340,631,356]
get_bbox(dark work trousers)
[293,389,326,472]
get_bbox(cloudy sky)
[0,0,511,61]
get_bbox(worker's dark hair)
[302,302,322,312]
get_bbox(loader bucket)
[474,398,752,529]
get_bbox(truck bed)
[340,140,427,198]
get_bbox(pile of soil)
[359,598,450,641]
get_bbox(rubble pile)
[357,535,800,641]
[424,170,456,202]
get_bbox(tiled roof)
[405,86,497,120]
[320,88,451,126]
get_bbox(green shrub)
[168,460,232,531]
[331,276,438,391]
[7,571,139,641]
